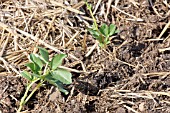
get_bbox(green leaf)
[104,37,109,43]
[92,34,101,40]
[43,72,53,79]
[50,54,67,70]
[25,63,35,72]
[31,73,40,78]
[52,81,69,95]
[106,40,110,45]
[30,54,43,70]
[88,29,103,42]
[88,29,100,37]
[99,24,109,37]
[25,63,40,73]
[44,75,69,95]
[92,23,97,30]
[56,81,69,95]
[38,47,49,63]
[109,24,116,36]
[99,43,105,48]
[21,71,33,81]
[51,69,72,84]
[115,29,119,34]
[34,63,41,73]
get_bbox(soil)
[0,0,170,113]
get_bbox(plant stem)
[89,9,98,30]
[17,78,40,113]
[24,81,44,104]
[86,1,106,48]
[85,1,98,30]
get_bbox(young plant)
[86,1,119,48]
[17,47,72,112]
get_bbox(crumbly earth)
[0,0,170,113]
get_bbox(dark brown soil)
[0,0,170,113]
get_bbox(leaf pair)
[27,47,66,71]
[38,46,67,70]
[25,47,49,73]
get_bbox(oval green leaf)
[115,29,119,34]
[50,54,67,70]
[30,54,43,70]
[51,69,72,84]
[56,81,69,95]
[99,24,108,37]
[25,63,35,72]
[109,24,116,36]
[25,62,40,73]
[88,29,100,37]
[51,80,69,95]
[21,71,33,81]
[38,47,49,63]
[31,73,40,78]
[44,75,69,95]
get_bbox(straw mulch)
[0,0,170,113]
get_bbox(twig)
[158,47,170,52]
[68,54,87,72]
[15,28,64,54]
[148,0,166,18]
[163,34,170,42]
[111,5,143,21]
[157,20,170,39]
[65,31,79,47]
[93,0,102,15]
[85,41,98,57]
[115,58,136,67]
[114,0,120,6]
[0,36,9,57]
[123,105,139,113]
[142,72,170,76]
[105,0,112,21]
[0,57,20,75]
[50,0,85,15]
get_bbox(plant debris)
[0,0,170,113]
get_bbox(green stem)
[86,1,106,48]
[17,78,40,113]
[89,8,98,30]
[24,81,44,104]
[85,1,98,30]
